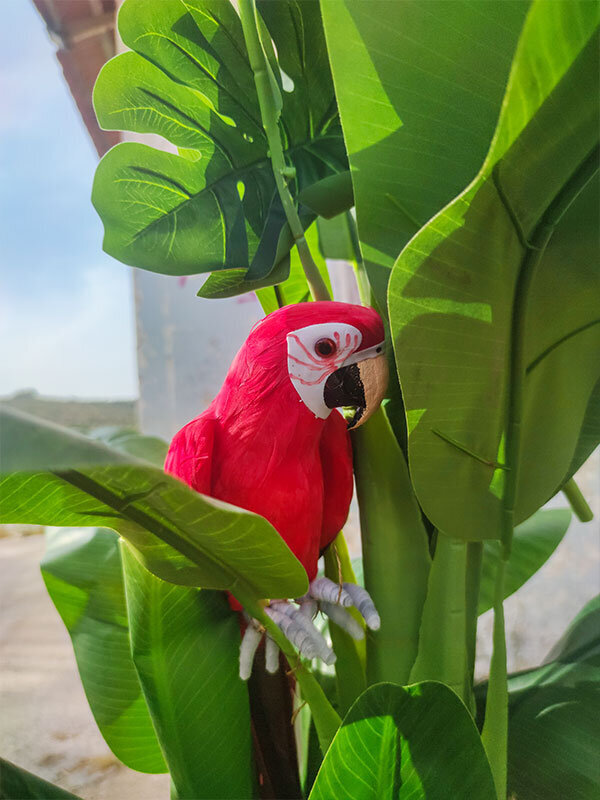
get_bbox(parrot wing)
[319,409,354,552]
[164,412,217,495]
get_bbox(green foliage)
[477,595,600,799]
[478,509,572,615]
[92,0,346,285]
[353,408,431,686]
[4,1,599,798]
[121,546,254,799]
[0,759,82,800]
[0,406,307,599]
[309,682,496,800]
[321,0,529,311]
[388,1,600,541]
[41,528,167,773]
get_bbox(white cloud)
[0,264,138,399]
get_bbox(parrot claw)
[238,579,380,680]
[308,577,381,634]
[238,599,336,680]
[308,576,353,607]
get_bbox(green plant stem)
[323,533,366,715]
[238,0,331,302]
[482,144,600,799]
[481,558,508,800]
[240,593,341,755]
[409,534,468,703]
[346,210,370,306]
[354,408,431,686]
[562,477,594,522]
[465,541,483,708]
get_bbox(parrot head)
[223,302,388,429]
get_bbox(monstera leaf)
[92,0,346,287]
[388,0,600,541]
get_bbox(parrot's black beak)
[324,352,388,429]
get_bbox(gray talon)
[321,600,365,640]
[239,624,262,680]
[343,583,381,630]
[309,577,353,607]
[265,635,280,674]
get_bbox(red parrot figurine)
[165,301,388,677]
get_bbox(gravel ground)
[0,454,597,797]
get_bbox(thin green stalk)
[240,593,341,755]
[324,533,366,715]
[409,534,468,703]
[562,477,594,522]
[465,540,483,709]
[238,0,330,302]
[346,211,371,306]
[484,145,599,798]
[353,408,431,686]
[481,559,507,800]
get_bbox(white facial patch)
[286,322,363,419]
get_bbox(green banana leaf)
[567,377,600,479]
[91,428,168,466]
[388,1,600,540]
[0,406,307,600]
[478,508,572,615]
[121,545,253,799]
[476,595,600,799]
[309,681,496,800]
[41,527,166,774]
[0,759,82,800]
[92,0,346,283]
[321,0,529,311]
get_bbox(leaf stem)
[353,408,431,687]
[465,540,483,708]
[324,534,366,715]
[238,0,331,302]
[562,477,594,522]
[346,211,371,306]
[241,594,341,754]
[481,558,507,800]
[409,534,468,703]
[484,143,599,799]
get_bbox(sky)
[0,0,138,400]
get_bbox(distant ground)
[1,390,137,431]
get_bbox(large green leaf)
[389,1,600,540]
[92,0,346,282]
[321,0,530,311]
[309,681,495,800]
[41,527,166,774]
[0,759,82,800]
[121,545,253,799]
[478,508,572,615]
[0,406,307,599]
[477,595,600,799]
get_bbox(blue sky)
[0,0,137,399]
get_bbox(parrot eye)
[314,337,337,357]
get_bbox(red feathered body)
[165,302,384,593]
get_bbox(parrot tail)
[248,645,303,799]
